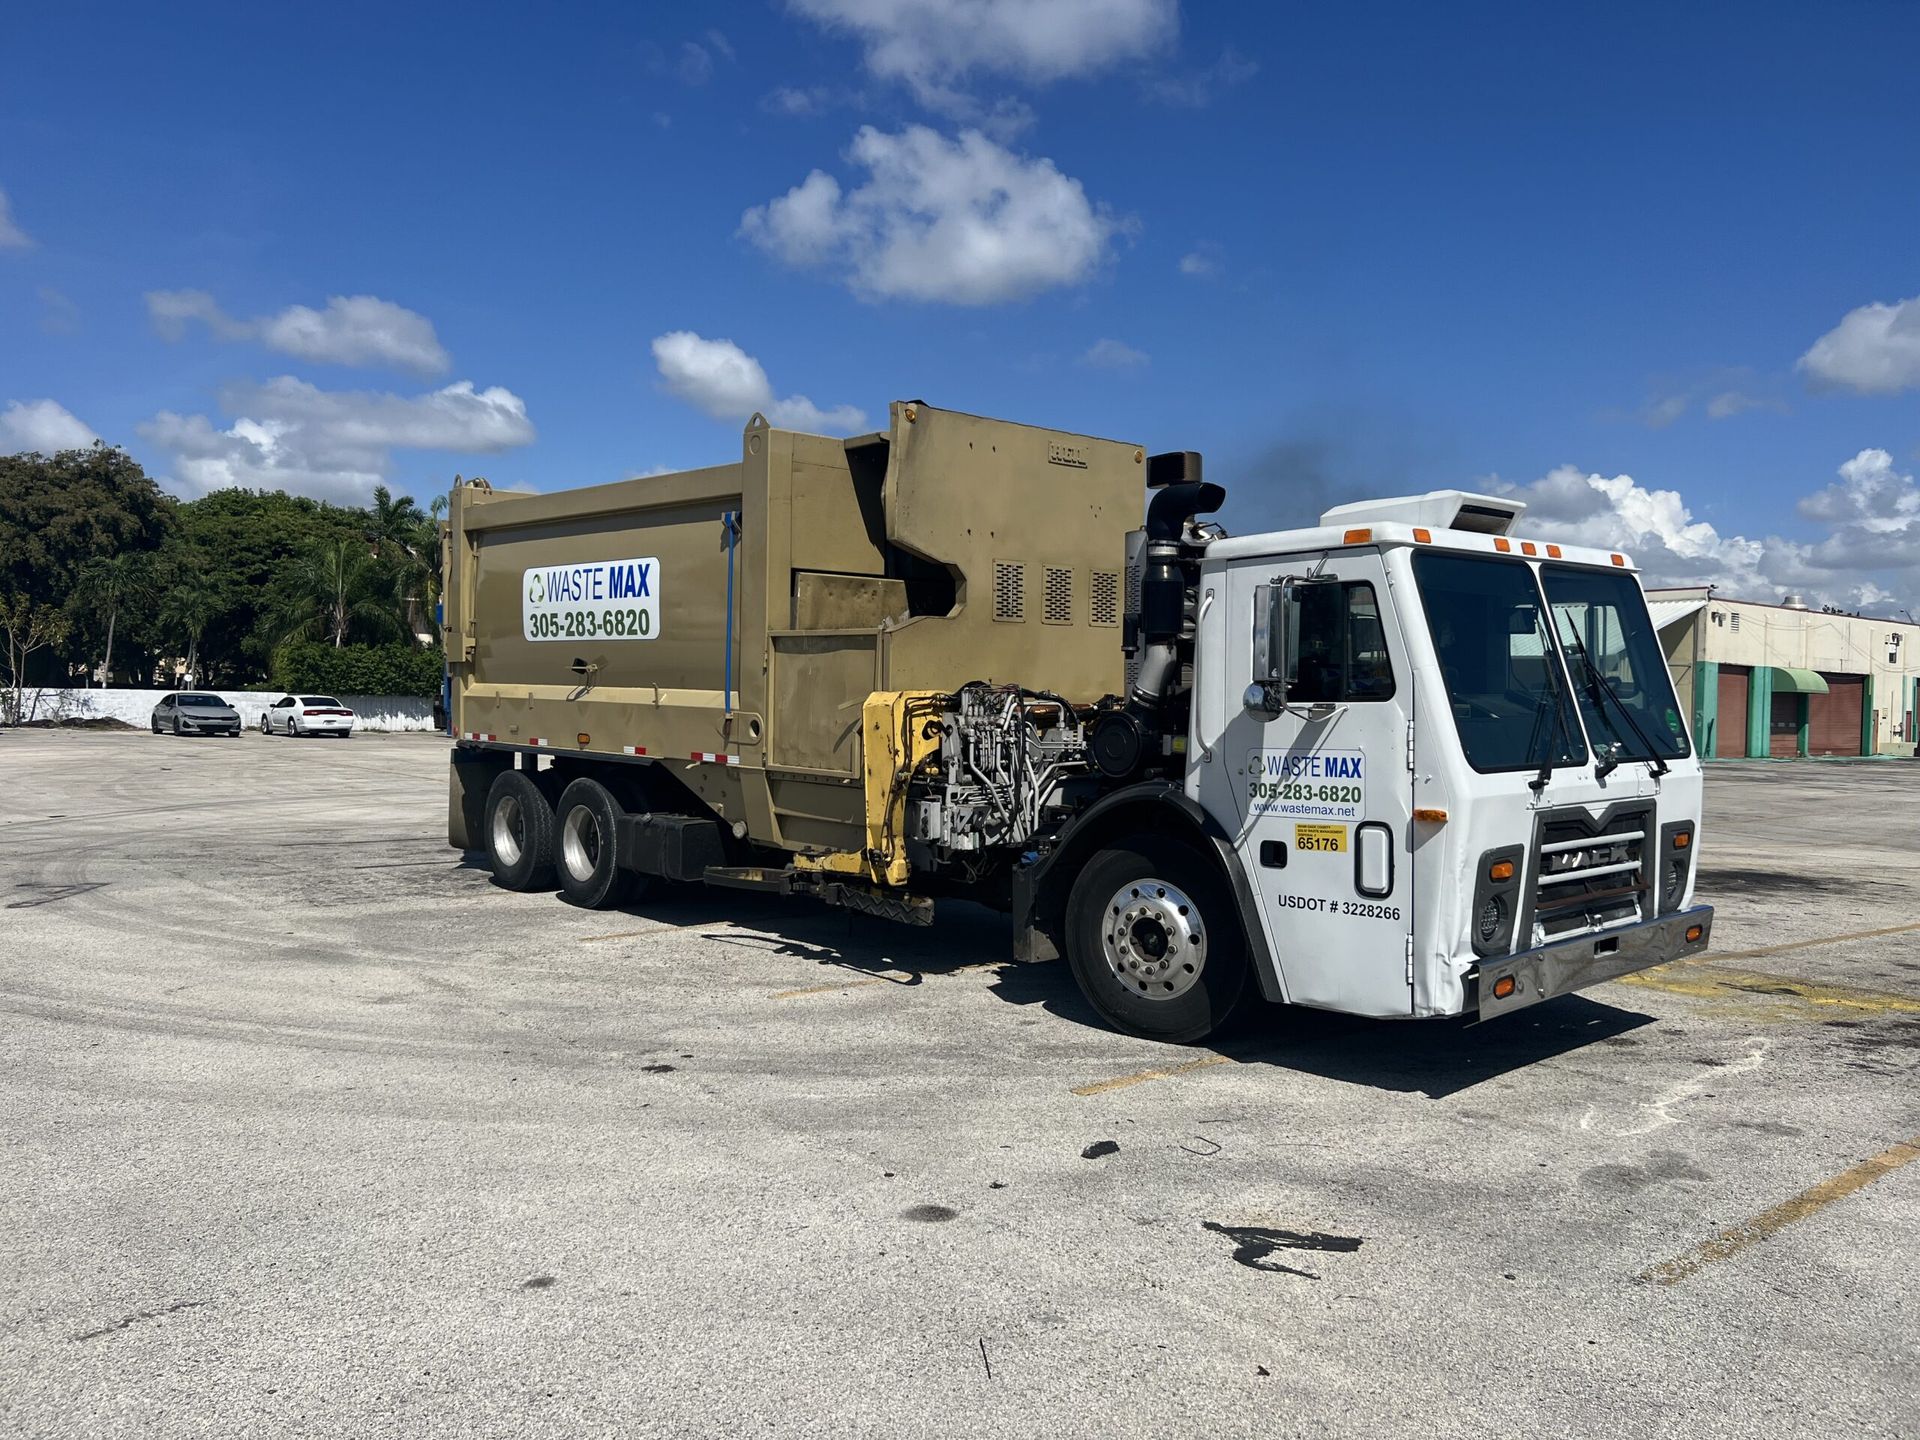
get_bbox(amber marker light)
[577,732,591,746]
[1611,553,1628,566]
[1546,544,1563,558]
[1492,976,1518,999]
[1412,527,1432,543]
[1488,859,1515,882]
[1343,527,1373,544]
[1521,541,1538,556]
[1686,924,1704,943]
[1413,807,1449,823]
[1493,537,1512,552]
[1674,831,1691,849]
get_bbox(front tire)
[554,778,637,910]
[484,769,557,891]
[1064,834,1249,1044]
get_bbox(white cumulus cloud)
[1798,294,1920,394]
[787,0,1176,113]
[741,124,1125,305]
[1,399,97,453]
[1079,338,1148,369]
[145,290,452,376]
[1492,449,1920,613]
[651,331,867,434]
[0,187,29,249]
[141,376,534,505]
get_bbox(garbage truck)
[442,402,1711,1042]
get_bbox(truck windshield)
[1411,552,1587,774]
[1539,565,1691,763]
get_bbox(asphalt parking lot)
[2,729,1915,1439]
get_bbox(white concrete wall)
[18,687,439,732]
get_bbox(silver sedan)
[151,692,242,736]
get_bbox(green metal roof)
[1769,666,1829,694]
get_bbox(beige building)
[1650,587,1920,759]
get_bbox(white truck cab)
[1188,489,1711,1022]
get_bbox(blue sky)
[3,1,1917,610]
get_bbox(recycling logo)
[527,572,545,605]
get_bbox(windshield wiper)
[1559,629,1670,779]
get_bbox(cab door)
[1215,550,1417,1016]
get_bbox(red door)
[1808,675,1864,755]
[1715,665,1750,757]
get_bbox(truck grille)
[1528,804,1652,946]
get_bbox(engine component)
[1088,710,1147,779]
[913,684,1092,855]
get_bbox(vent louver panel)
[1043,566,1074,625]
[993,561,1025,622]
[1090,570,1120,627]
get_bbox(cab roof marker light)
[1493,538,1512,553]
[1343,527,1372,544]
[1546,544,1563,558]
[1412,527,1431,543]
[1611,553,1628,566]
[1521,541,1538,556]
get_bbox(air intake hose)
[1131,481,1226,710]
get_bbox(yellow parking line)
[770,961,1002,1000]
[577,924,695,943]
[1072,1054,1234,1097]
[1641,1138,1920,1286]
[1680,919,1920,967]
[771,977,895,1000]
[1615,965,1920,1016]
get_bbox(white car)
[261,694,356,738]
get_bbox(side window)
[1286,581,1396,703]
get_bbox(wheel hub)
[1101,878,1206,1000]
[561,805,601,882]
[492,794,525,867]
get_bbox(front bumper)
[1474,905,1713,1022]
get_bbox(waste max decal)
[522,558,659,642]
[1246,748,1365,820]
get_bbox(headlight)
[1476,895,1505,944]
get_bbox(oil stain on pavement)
[1202,1222,1363,1278]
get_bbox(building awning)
[1647,597,1708,631]
[1769,667,1829,694]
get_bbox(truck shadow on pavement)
[612,889,1658,1098]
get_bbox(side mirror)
[1247,580,1293,717]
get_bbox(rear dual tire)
[556,778,656,910]
[484,770,557,892]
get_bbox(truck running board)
[699,866,935,927]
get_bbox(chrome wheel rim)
[561,804,601,882]
[1101,877,1206,1000]
[492,794,525,867]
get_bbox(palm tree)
[159,576,220,686]
[74,552,154,687]
[268,538,403,649]
[369,485,437,641]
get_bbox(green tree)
[0,591,71,723]
[0,445,173,679]
[266,538,403,649]
[158,573,222,686]
[72,551,156,686]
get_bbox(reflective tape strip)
[623,745,649,756]
[690,751,741,765]
[464,732,498,742]
[527,737,548,747]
